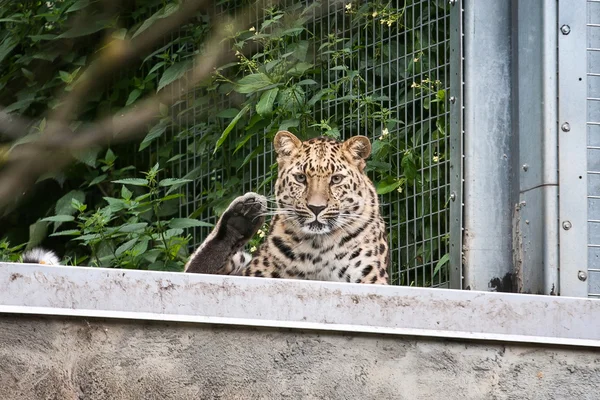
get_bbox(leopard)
[185,130,390,284]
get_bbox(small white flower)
[249,26,256,32]
[345,3,352,10]
[372,11,378,17]
[380,127,389,140]
[433,155,439,163]
[250,246,257,253]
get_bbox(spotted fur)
[186,131,389,284]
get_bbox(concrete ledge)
[1,263,599,347]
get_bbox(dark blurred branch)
[0,0,342,211]
[0,108,33,140]
[52,0,214,123]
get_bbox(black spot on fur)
[254,271,264,277]
[272,236,296,260]
[370,275,378,283]
[349,248,362,260]
[362,265,373,277]
[379,268,386,277]
[271,271,281,278]
[338,265,349,278]
[340,223,368,246]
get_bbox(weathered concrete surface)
[0,315,599,400]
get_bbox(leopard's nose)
[308,204,326,217]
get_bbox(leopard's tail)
[20,247,61,265]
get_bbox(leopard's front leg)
[185,192,266,275]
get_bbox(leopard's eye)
[331,174,344,185]
[295,173,306,183]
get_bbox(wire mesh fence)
[168,0,451,287]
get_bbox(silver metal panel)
[462,0,513,291]
[559,0,589,297]
[511,0,559,295]
[588,0,600,297]
[449,0,464,289]
[1,263,600,347]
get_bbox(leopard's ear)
[274,130,302,158]
[342,135,371,170]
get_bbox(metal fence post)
[587,0,600,298]
[461,0,514,291]
[558,0,589,297]
[510,0,559,295]
[449,0,464,290]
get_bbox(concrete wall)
[1,315,599,400]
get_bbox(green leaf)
[375,179,402,195]
[132,239,149,255]
[168,218,214,229]
[66,0,90,13]
[57,20,109,39]
[121,185,133,200]
[217,108,241,118]
[49,229,81,237]
[41,215,75,223]
[157,61,191,91]
[139,120,168,151]
[27,221,48,250]
[112,178,149,186]
[0,36,17,64]
[116,238,137,256]
[21,68,35,81]
[158,178,192,187]
[288,62,313,76]
[279,119,300,131]
[104,148,117,164]
[214,105,250,153]
[88,174,108,187]
[73,146,101,167]
[433,253,450,277]
[256,88,279,117]
[126,89,142,106]
[119,223,148,233]
[297,79,318,86]
[112,28,128,40]
[401,152,418,180]
[133,3,179,38]
[59,71,71,83]
[234,73,273,94]
[55,190,85,216]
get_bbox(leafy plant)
[0,239,26,263]
[43,161,210,270]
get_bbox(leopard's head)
[274,131,377,235]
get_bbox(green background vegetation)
[0,0,450,286]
